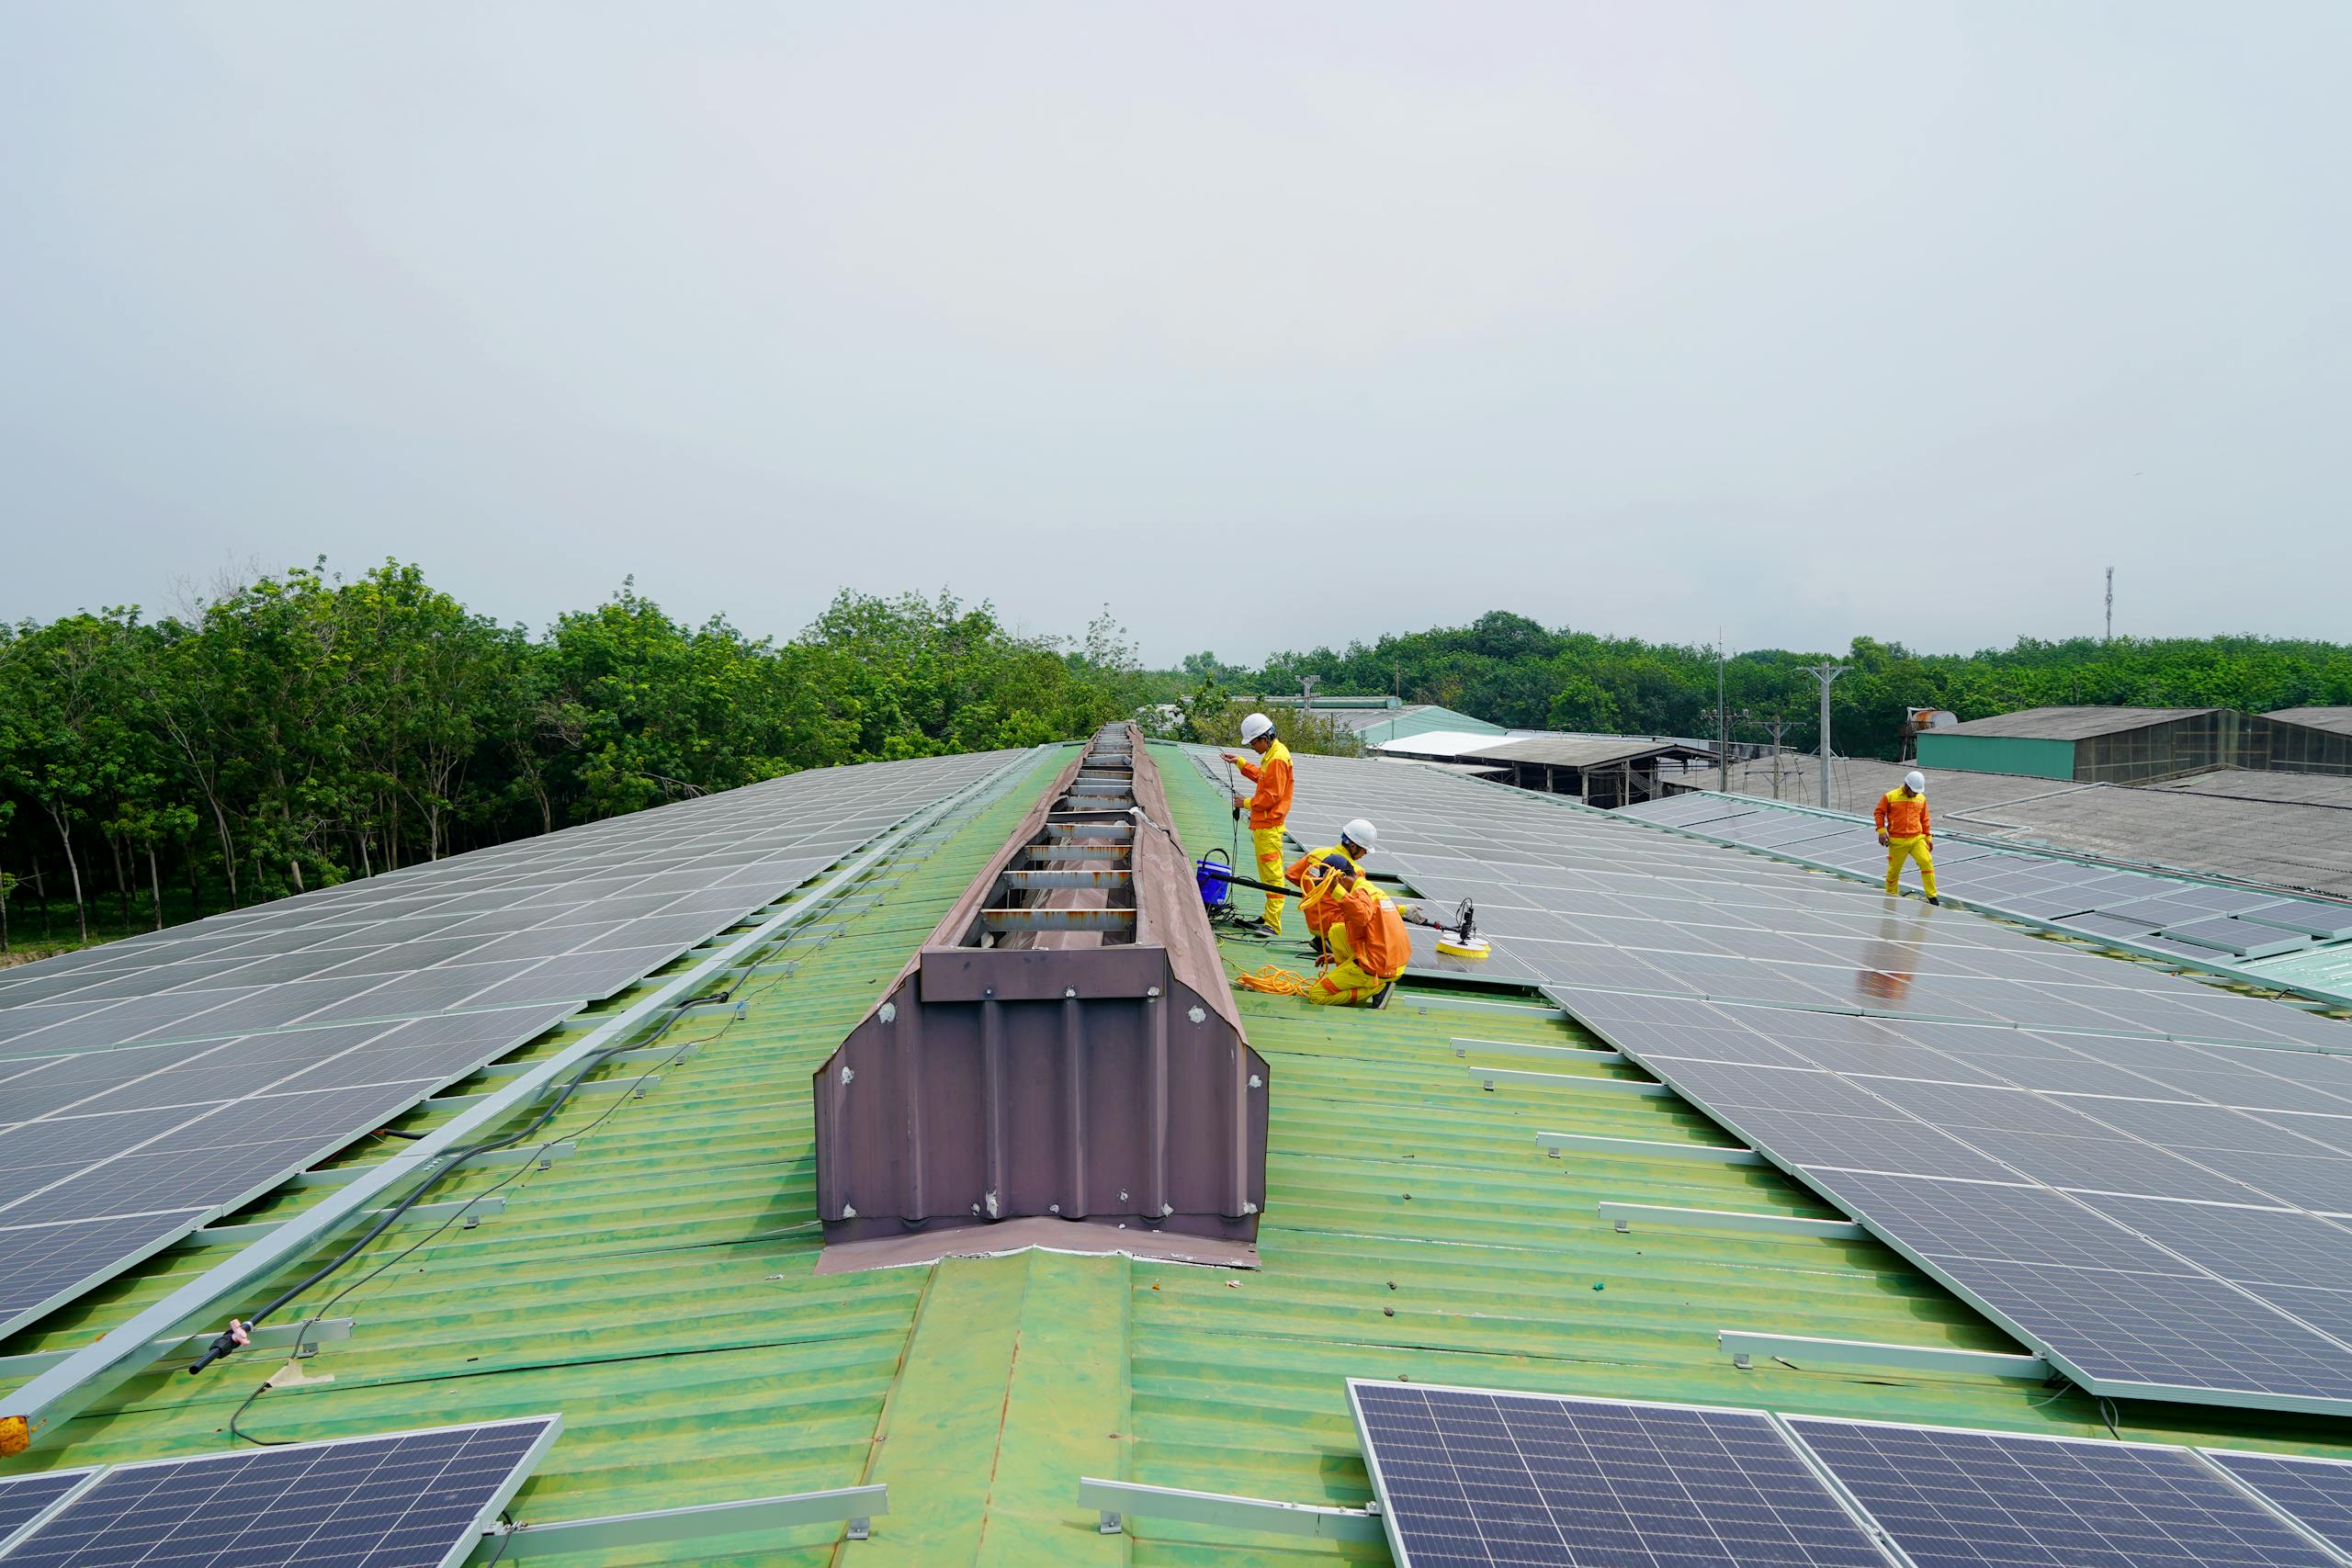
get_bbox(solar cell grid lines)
[0,1470,95,1549]
[2209,1450,2352,1557]
[1783,1416,2340,1568]
[1348,1381,1890,1568]
[1238,748,2352,1413]
[0,1416,559,1568]
[0,747,1018,1337]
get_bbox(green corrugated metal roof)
[8,741,2352,1564]
[1345,705,1506,745]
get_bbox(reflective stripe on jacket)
[1236,740,1293,829]
[1874,788,1931,840]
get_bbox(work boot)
[1240,919,1282,940]
[1928,896,1942,906]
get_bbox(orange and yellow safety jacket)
[1233,740,1293,829]
[1333,881,1412,980]
[1286,844,1361,937]
[1874,788,1931,840]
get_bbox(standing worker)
[1288,818,1378,959]
[1300,861,1411,1007]
[1223,714,1294,939]
[1875,770,1939,905]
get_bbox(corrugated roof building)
[1684,754,2352,899]
[1917,706,2255,784]
[8,738,2352,1563]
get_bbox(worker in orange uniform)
[1222,713,1293,939]
[1301,861,1412,1007]
[1287,818,1378,960]
[1875,770,1939,904]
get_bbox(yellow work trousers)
[1310,958,1388,1007]
[1251,827,1287,931]
[1884,837,1938,898]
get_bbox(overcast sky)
[4,3,2345,667]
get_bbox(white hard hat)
[1905,771,1927,793]
[1340,818,1378,853]
[1239,713,1273,742]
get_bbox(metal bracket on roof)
[0,1317,355,1382]
[1075,1478,1383,1541]
[1396,991,1570,1020]
[1597,1201,1862,1239]
[423,1074,660,1113]
[1450,1035,1623,1064]
[1719,1329,2051,1380]
[182,1197,505,1249]
[1473,1066,1671,1096]
[1537,1131,1764,1165]
[482,1484,888,1556]
[474,1043,699,1081]
[288,1142,577,1188]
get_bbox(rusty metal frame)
[813,725,1267,1253]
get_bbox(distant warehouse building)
[1916,705,2255,784]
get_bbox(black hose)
[188,1002,702,1376]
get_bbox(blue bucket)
[1195,849,1235,911]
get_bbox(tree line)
[1199,612,2352,761]
[0,561,1147,951]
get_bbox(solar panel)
[0,1416,560,1568]
[2162,918,2312,961]
[0,1470,96,1550]
[2207,1449,2352,1555]
[1784,1416,2339,1568]
[1348,1381,1889,1568]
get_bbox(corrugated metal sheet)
[2267,707,2352,739]
[1464,736,1712,769]
[1935,705,2221,739]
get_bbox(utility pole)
[1716,637,1729,793]
[1763,715,1792,800]
[1802,662,1847,808]
[2105,567,2114,642]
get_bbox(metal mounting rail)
[485,1484,888,1556]
[1077,1477,1383,1541]
[1538,1131,1765,1165]
[0,749,1039,1452]
[1472,1066,1671,1095]
[1720,1329,2051,1380]
[1598,1201,1862,1239]
[0,1318,354,1382]
[183,1196,504,1249]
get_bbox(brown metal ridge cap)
[1129,727,1245,1036]
[852,743,1089,1026]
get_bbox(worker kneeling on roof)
[1300,854,1412,1008]
[1875,771,1940,905]
[1221,713,1294,939]
[1288,818,1378,960]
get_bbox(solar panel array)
[0,750,1017,1337]
[1349,1382,1888,1567]
[1349,1382,2352,1568]
[1622,792,2352,964]
[0,1415,557,1566]
[1214,750,2352,1415]
[1783,1416,2341,1568]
